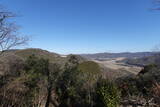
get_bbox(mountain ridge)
[80,52,160,59]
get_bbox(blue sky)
[1,0,160,54]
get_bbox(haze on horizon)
[1,0,160,54]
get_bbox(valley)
[93,57,142,75]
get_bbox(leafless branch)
[0,8,28,54]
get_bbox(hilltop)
[0,48,86,76]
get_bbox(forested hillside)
[0,49,160,106]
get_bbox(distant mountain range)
[80,52,160,60]
[121,54,160,67]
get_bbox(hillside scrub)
[0,54,122,107]
[116,64,160,106]
[1,52,160,106]
[1,54,121,107]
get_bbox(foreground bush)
[152,83,160,105]
[0,55,51,107]
[95,78,120,107]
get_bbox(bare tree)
[0,8,28,54]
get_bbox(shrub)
[152,83,160,105]
[95,79,120,107]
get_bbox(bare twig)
[0,8,28,55]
